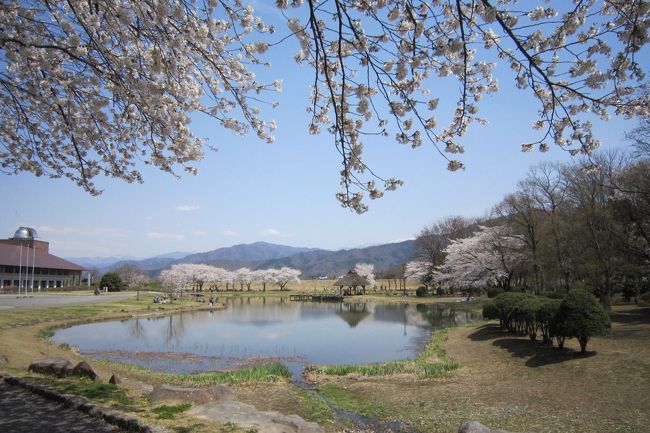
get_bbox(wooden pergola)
[334,270,370,296]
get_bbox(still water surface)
[52,297,478,378]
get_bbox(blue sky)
[1,5,643,259]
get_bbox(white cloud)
[222,230,238,237]
[193,230,208,236]
[261,228,280,236]
[147,231,184,240]
[38,225,129,238]
[175,204,200,212]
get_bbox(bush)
[553,289,611,353]
[493,292,529,331]
[537,297,562,344]
[482,301,499,321]
[99,272,126,292]
[539,291,565,300]
[415,286,428,297]
[487,287,504,298]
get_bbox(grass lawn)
[1,292,648,433]
[306,304,650,433]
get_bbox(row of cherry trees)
[407,127,650,307]
[159,264,301,296]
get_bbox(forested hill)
[255,240,414,278]
[178,241,320,264]
[87,240,414,277]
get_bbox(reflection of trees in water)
[415,304,478,327]
[165,313,186,346]
[130,318,146,340]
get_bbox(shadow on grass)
[467,324,504,341]
[492,338,596,367]
[468,324,596,367]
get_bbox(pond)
[52,297,479,380]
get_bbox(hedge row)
[482,289,611,353]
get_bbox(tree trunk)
[578,336,589,353]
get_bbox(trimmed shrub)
[539,291,565,300]
[415,286,428,297]
[487,287,504,298]
[493,292,529,331]
[553,289,611,353]
[482,301,499,321]
[537,298,562,344]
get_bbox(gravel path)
[0,381,125,433]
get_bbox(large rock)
[459,421,515,433]
[72,361,98,380]
[190,400,323,433]
[28,358,73,377]
[149,384,234,405]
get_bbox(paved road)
[0,293,134,310]
[0,381,125,433]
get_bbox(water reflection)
[52,298,478,377]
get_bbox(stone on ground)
[28,358,73,377]
[72,361,98,381]
[149,384,234,405]
[108,374,121,385]
[459,421,517,433]
[190,400,323,433]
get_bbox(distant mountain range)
[68,240,414,278]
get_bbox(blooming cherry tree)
[436,225,526,290]
[234,267,253,290]
[279,0,649,212]
[353,262,376,286]
[269,267,302,290]
[253,269,274,291]
[0,0,277,195]
[1,1,647,212]
[404,260,430,282]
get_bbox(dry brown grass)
[311,305,650,433]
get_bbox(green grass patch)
[295,388,336,424]
[36,327,55,339]
[318,384,387,418]
[99,360,291,385]
[153,403,192,419]
[306,328,459,379]
[33,376,134,406]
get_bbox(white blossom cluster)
[281,0,649,212]
[0,0,277,194]
[1,1,647,213]
[353,262,376,285]
[434,225,526,288]
[159,263,301,292]
[404,260,430,281]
